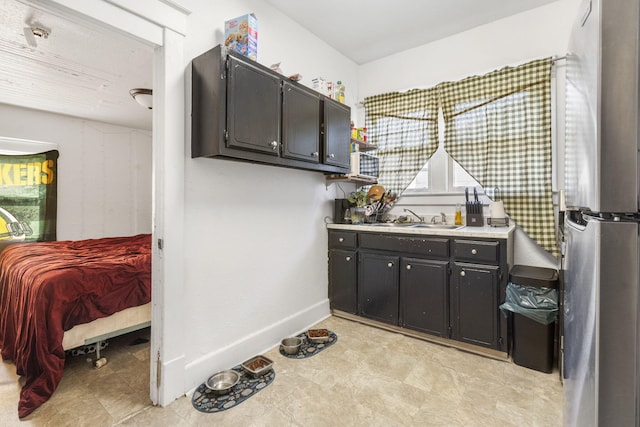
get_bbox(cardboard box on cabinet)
[224,13,258,60]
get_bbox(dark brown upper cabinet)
[191,45,350,175]
[282,81,320,163]
[323,100,351,169]
[227,55,281,155]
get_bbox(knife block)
[466,214,484,226]
[465,202,484,227]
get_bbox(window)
[403,111,481,194]
[404,152,482,194]
[364,88,439,195]
[366,58,556,255]
[439,58,556,255]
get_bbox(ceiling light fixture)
[129,88,153,109]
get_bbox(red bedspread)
[0,234,151,418]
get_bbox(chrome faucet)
[403,208,424,223]
[430,212,448,224]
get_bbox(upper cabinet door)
[323,100,350,168]
[282,82,321,163]
[226,55,281,155]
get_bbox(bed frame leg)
[94,340,108,368]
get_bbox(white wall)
[357,0,582,269]
[0,103,152,240]
[179,0,359,390]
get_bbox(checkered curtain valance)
[439,58,557,255]
[364,88,439,195]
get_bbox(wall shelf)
[351,138,377,152]
[326,175,377,187]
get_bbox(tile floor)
[1,316,563,426]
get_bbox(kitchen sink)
[361,223,464,230]
[409,224,464,230]
[364,222,413,227]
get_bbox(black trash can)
[504,265,559,373]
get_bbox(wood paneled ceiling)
[0,0,153,130]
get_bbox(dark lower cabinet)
[328,230,509,352]
[358,252,399,325]
[329,249,357,314]
[450,263,499,349]
[400,258,449,337]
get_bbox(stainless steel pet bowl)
[205,370,240,395]
[281,337,303,355]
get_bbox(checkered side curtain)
[439,58,557,255]
[364,88,439,195]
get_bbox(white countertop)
[327,222,516,239]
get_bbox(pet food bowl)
[306,328,330,343]
[281,337,303,354]
[205,370,240,395]
[241,355,274,378]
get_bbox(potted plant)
[348,190,368,224]
[348,190,369,208]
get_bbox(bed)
[0,234,152,418]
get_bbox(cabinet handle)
[460,271,466,277]
[311,151,319,157]
[345,256,351,261]
[269,141,278,150]
[338,237,344,242]
[328,153,335,158]
[387,262,393,268]
[406,265,412,270]
[471,248,478,255]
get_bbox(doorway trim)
[44,0,190,406]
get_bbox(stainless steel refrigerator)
[563,0,640,425]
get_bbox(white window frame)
[401,111,482,197]
[0,137,58,155]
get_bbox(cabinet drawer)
[453,239,500,264]
[359,233,449,258]
[329,231,357,249]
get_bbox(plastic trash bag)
[499,282,558,325]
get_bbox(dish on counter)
[367,185,385,201]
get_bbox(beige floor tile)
[1,316,564,426]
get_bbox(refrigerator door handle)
[564,213,587,273]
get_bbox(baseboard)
[332,310,509,361]
[157,353,187,406]
[183,299,330,393]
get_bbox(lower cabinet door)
[450,262,499,349]
[399,258,449,337]
[329,249,357,314]
[358,252,399,325]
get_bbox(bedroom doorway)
[0,0,188,412]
